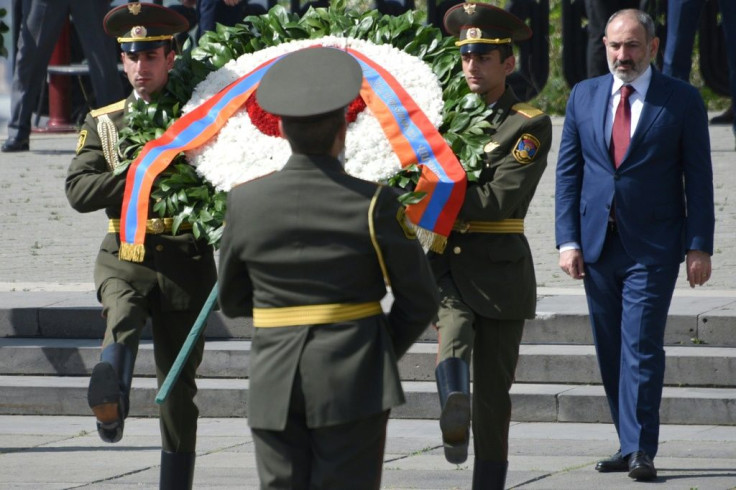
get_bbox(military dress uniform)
[65,4,215,489]
[217,48,440,489]
[434,3,553,488]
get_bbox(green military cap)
[103,2,189,53]
[256,47,363,118]
[443,2,532,55]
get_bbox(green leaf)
[398,191,426,205]
[116,5,478,249]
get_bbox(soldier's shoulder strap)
[90,99,126,119]
[511,102,545,119]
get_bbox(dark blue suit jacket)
[555,69,714,266]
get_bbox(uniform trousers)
[583,228,679,458]
[251,369,389,490]
[583,0,641,78]
[196,0,247,39]
[98,277,204,453]
[435,275,525,462]
[662,0,736,133]
[8,0,122,141]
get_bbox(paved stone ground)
[2,417,736,489]
[0,114,734,293]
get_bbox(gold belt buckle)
[149,218,165,234]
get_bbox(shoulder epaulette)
[90,99,126,118]
[511,102,545,119]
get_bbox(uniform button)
[155,245,164,252]
[453,246,462,254]
[614,174,620,180]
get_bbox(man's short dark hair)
[280,109,346,155]
[494,44,514,61]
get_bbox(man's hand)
[686,250,712,288]
[559,249,585,280]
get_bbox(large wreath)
[117,3,493,247]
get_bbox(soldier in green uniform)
[65,4,216,489]
[433,3,552,488]
[217,47,440,489]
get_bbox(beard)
[608,59,647,83]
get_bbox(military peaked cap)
[104,2,189,53]
[444,2,532,55]
[256,47,363,118]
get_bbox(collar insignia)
[484,140,500,153]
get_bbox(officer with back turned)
[217,47,440,488]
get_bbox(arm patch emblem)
[76,130,88,154]
[512,133,541,164]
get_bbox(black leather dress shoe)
[710,105,734,125]
[1,137,29,152]
[628,450,657,481]
[88,361,125,443]
[595,450,629,472]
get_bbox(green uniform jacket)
[218,154,440,431]
[429,87,552,320]
[65,95,216,311]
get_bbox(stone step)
[3,291,736,346]
[1,375,735,425]
[2,338,735,387]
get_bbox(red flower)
[245,94,367,138]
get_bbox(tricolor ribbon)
[119,46,466,262]
[347,48,466,251]
[118,56,283,261]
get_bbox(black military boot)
[160,450,195,490]
[435,357,471,464]
[87,343,134,443]
[472,459,508,490]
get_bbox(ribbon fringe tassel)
[414,226,447,254]
[119,243,145,263]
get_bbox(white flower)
[183,36,443,191]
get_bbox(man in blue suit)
[555,8,715,482]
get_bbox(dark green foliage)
[117,3,491,248]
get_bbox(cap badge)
[463,3,476,14]
[131,26,147,39]
[128,3,142,15]
[466,27,481,40]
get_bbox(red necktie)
[610,85,633,168]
